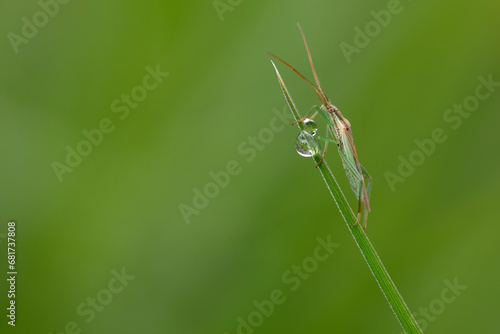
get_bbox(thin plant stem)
[271,60,423,333]
[313,158,422,333]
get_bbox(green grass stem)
[271,60,423,333]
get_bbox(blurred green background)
[1,0,500,333]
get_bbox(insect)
[269,23,372,229]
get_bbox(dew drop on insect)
[302,118,318,136]
[295,132,319,157]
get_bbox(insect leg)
[292,105,320,125]
[353,183,364,228]
[360,165,372,230]
[315,124,339,167]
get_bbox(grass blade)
[271,61,423,333]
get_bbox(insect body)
[269,23,372,229]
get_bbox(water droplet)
[302,118,318,136]
[295,132,319,157]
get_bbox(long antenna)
[296,23,329,104]
[268,24,330,105]
[267,52,317,92]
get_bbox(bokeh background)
[1,0,500,333]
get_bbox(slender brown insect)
[269,23,372,229]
